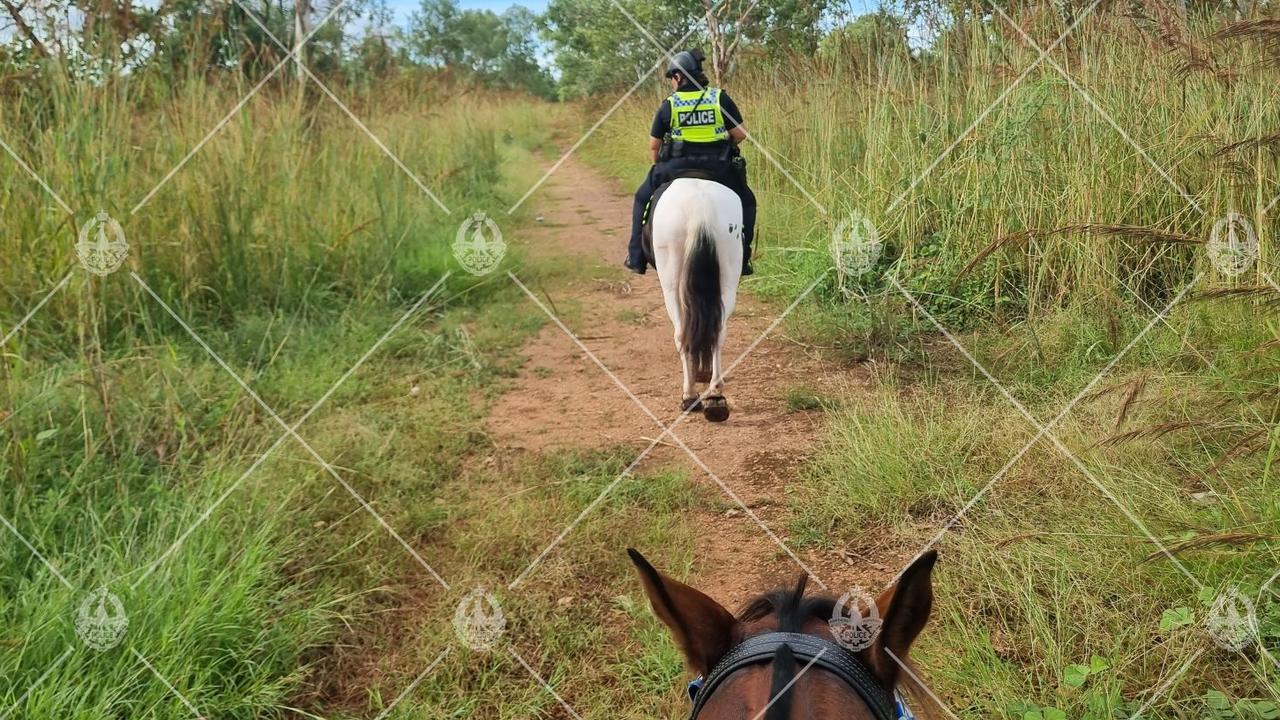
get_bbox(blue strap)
[894,688,917,719]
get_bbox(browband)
[690,632,896,720]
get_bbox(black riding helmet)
[665,49,705,79]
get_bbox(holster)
[658,133,674,162]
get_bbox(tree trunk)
[294,0,311,78]
[701,0,757,84]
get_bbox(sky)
[383,0,550,25]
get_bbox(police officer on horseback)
[626,48,757,277]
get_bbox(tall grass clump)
[1,65,547,357]
[582,4,1277,335]
[2,47,557,717]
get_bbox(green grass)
[579,12,1278,341]
[390,450,703,720]
[785,305,1279,718]
[9,9,1280,718]
[2,62,717,718]
[783,385,841,413]
[572,8,1280,718]
[0,60,573,717]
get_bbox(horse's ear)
[628,548,738,675]
[869,550,937,687]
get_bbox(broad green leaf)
[1063,664,1091,688]
[1159,606,1194,631]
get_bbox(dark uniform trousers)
[628,153,757,267]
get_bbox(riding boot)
[740,185,757,277]
[627,168,658,274]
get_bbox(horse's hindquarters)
[650,178,743,420]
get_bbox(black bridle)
[689,632,896,720]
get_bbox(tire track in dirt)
[492,155,901,606]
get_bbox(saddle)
[640,169,724,269]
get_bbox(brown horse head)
[628,549,939,720]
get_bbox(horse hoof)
[703,395,729,422]
[680,396,703,412]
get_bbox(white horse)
[651,178,742,422]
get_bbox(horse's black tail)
[680,215,722,378]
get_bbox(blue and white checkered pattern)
[670,88,720,108]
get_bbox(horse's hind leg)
[679,348,701,411]
[702,325,730,422]
[663,288,699,410]
[709,338,725,396]
[694,360,712,384]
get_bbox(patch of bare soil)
[489,155,917,608]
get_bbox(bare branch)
[1,0,49,57]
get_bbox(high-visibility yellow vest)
[668,88,728,143]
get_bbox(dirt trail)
[491,155,896,606]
